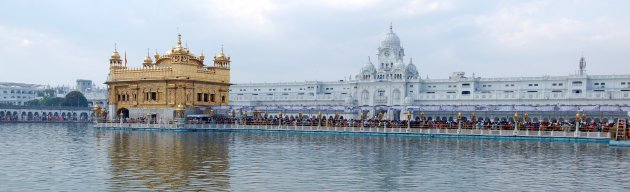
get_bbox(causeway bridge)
[0,106,93,122]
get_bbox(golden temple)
[105,33,230,120]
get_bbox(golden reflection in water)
[106,130,230,191]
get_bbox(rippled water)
[1,123,630,191]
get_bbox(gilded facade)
[106,34,230,120]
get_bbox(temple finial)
[177,33,182,47]
[221,44,224,54]
[114,43,117,51]
[389,22,393,32]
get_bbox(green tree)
[63,91,88,107]
[37,89,57,97]
[41,97,65,106]
[25,99,41,106]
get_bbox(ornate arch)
[392,89,401,101]
[361,90,370,102]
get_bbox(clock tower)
[377,24,404,71]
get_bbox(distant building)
[229,25,630,120]
[105,33,231,120]
[0,82,44,106]
[74,80,108,108]
[76,79,93,92]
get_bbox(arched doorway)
[117,108,129,119]
[80,112,89,121]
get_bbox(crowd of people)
[190,115,627,132]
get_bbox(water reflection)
[222,132,630,191]
[105,130,230,191]
[2,124,629,191]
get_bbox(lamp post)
[231,109,236,125]
[360,112,365,128]
[278,112,283,128]
[335,112,339,127]
[210,109,215,124]
[243,111,248,125]
[298,112,302,127]
[317,111,322,127]
[574,111,582,137]
[420,112,425,128]
[92,104,100,123]
[407,110,412,129]
[457,112,462,133]
[264,112,268,125]
[524,112,529,131]
[513,111,519,135]
[378,112,384,128]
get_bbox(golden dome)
[111,43,121,59]
[111,50,121,59]
[163,33,197,57]
[143,55,152,63]
[214,45,228,60]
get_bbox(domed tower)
[377,23,405,71]
[109,45,125,70]
[157,33,204,67]
[143,49,153,67]
[406,57,419,80]
[213,46,231,69]
[358,56,376,80]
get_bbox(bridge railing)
[93,122,611,139]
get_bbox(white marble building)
[0,82,44,106]
[228,25,630,120]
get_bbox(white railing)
[94,123,610,139]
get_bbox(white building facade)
[0,82,44,106]
[228,26,630,120]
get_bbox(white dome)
[406,63,417,73]
[380,26,400,48]
[405,58,419,79]
[362,57,376,73]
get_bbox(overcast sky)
[1,0,629,87]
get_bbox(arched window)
[392,89,401,101]
[361,90,369,102]
[377,90,385,96]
